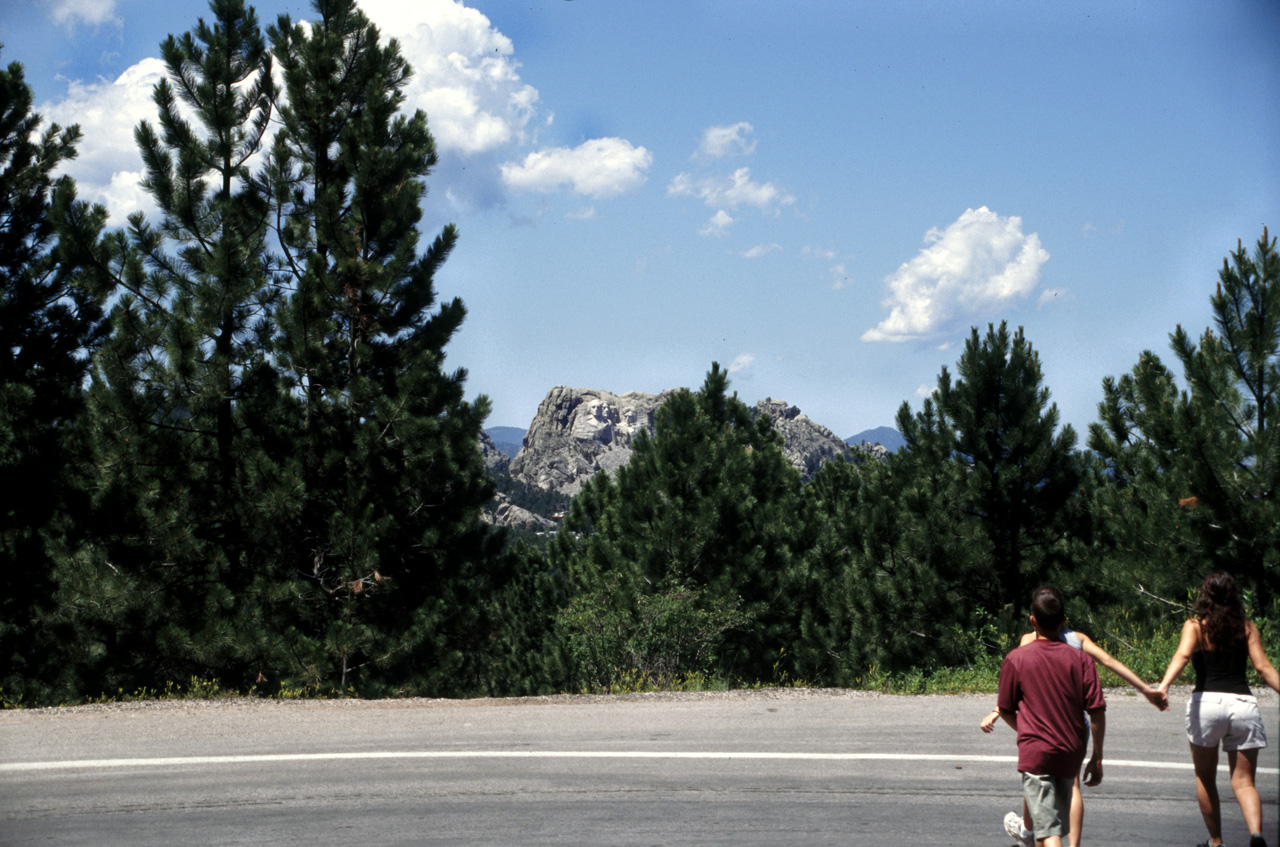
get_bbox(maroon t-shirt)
[997,639,1106,777]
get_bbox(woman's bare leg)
[1227,748,1263,836]
[1190,742,1223,845]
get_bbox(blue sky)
[4,0,1278,440]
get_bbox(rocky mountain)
[506,386,873,497]
[507,387,673,496]
[752,398,853,478]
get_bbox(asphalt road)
[2,688,1276,846]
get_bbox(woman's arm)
[1157,618,1199,694]
[1245,620,1280,694]
[1077,632,1168,710]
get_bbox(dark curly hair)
[1194,572,1247,651]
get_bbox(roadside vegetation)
[2,0,1276,707]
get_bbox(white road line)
[3,751,1274,774]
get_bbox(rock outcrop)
[481,492,557,532]
[508,387,672,496]
[477,428,508,472]
[751,398,851,476]
[509,386,867,496]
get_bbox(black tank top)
[1191,648,1251,695]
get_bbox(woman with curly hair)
[1157,572,1279,847]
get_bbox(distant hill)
[846,426,905,452]
[485,426,526,458]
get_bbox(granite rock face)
[478,428,508,472]
[509,386,870,496]
[751,398,851,477]
[481,492,557,532]
[508,387,673,496]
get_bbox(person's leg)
[1190,742,1223,845]
[1068,775,1083,847]
[1022,773,1070,847]
[1227,748,1263,837]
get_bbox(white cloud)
[915,384,935,398]
[861,206,1049,343]
[361,0,538,156]
[803,246,838,260]
[828,263,851,290]
[501,137,651,197]
[742,243,782,259]
[699,210,735,237]
[697,122,755,158]
[566,206,596,220]
[42,58,167,227]
[49,0,120,28]
[728,353,755,373]
[667,167,794,213]
[42,0,651,220]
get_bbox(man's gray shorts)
[1021,772,1073,840]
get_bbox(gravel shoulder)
[6,684,1258,721]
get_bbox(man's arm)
[1082,708,1105,787]
[997,708,1017,731]
[1077,632,1167,710]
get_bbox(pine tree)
[822,323,1086,674]
[77,0,280,689]
[933,322,1084,607]
[0,52,109,701]
[260,0,498,694]
[551,364,803,685]
[1090,228,1279,608]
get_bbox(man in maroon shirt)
[997,587,1107,847]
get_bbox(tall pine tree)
[78,0,280,690]
[261,0,498,694]
[817,323,1086,674]
[1090,228,1279,609]
[0,52,109,701]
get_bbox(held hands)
[979,709,1000,733]
[1142,684,1170,711]
[1082,755,1103,787]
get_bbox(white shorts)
[1186,691,1267,751]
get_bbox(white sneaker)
[1003,811,1033,847]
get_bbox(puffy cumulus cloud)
[49,0,120,28]
[500,137,651,198]
[369,0,650,207]
[697,122,755,158]
[861,207,1049,343]
[699,210,734,237]
[742,243,781,259]
[39,0,646,222]
[360,0,538,157]
[915,384,935,398]
[728,353,756,373]
[42,58,168,227]
[667,167,794,213]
